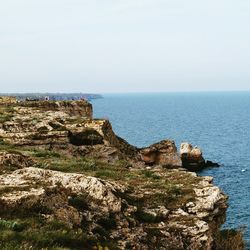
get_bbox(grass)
[35,155,132,181]
[0,219,24,231]
[0,106,15,123]
[37,157,97,173]
[0,139,13,148]
[68,194,89,211]
[0,216,117,250]
[33,150,61,158]
[135,209,160,223]
[0,114,13,123]
[141,169,161,179]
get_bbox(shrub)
[213,228,246,250]
[68,194,89,211]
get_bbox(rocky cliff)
[0,98,244,250]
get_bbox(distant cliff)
[0,93,103,101]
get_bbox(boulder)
[140,140,182,167]
[0,167,124,219]
[180,143,205,171]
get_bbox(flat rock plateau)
[0,96,244,250]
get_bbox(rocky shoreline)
[0,96,244,249]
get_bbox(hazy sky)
[0,0,250,93]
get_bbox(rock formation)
[140,140,182,167]
[0,98,243,249]
[180,143,206,171]
[0,167,228,249]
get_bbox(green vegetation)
[68,194,89,211]
[0,216,117,250]
[97,215,117,230]
[0,139,12,148]
[213,228,246,250]
[141,169,161,179]
[0,219,24,231]
[135,210,160,223]
[33,150,61,158]
[0,106,15,123]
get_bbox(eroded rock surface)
[0,98,240,249]
[140,140,182,167]
[0,167,228,250]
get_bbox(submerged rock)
[206,160,220,167]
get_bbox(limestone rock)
[140,140,182,167]
[0,98,235,249]
[0,167,123,213]
[180,143,205,171]
[0,167,229,249]
[19,100,93,119]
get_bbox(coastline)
[0,97,245,249]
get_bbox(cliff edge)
[0,98,244,250]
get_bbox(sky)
[0,0,250,93]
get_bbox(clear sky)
[0,0,249,93]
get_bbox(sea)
[92,92,250,247]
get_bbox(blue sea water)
[92,92,250,247]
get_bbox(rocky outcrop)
[0,98,240,249]
[19,100,93,118]
[0,99,209,170]
[0,101,138,163]
[180,143,206,171]
[140,140,182,167]
[0,167,123,214]
[0,167,228,250]
[180,143,220,171]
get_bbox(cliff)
[0,98,244,250]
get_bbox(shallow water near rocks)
[92,92,250,247]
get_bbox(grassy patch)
[141,170,161,180]
[68,194,89,211]
[135,210,160,223]
[95,169,121,179]
[37,157,97,173]
[0,219,24,231]
[0,216,99,250]
[0,106,15,123]
[33,150,61,158]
